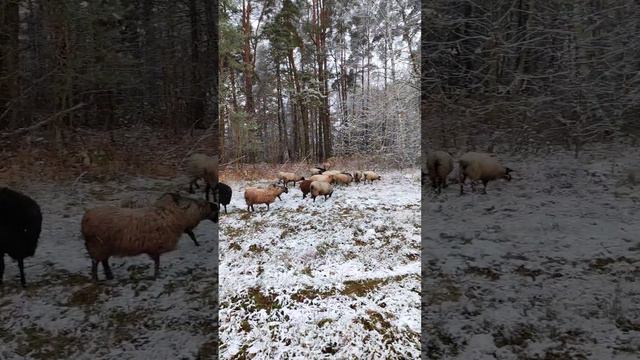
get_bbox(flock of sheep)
[0,153,383,287]
[425,150,513,195]
[215,159,382,213]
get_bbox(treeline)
[220,0,420,165]
[422,0,640,155]
[1,0,218,148]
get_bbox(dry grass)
[0,126,216,184]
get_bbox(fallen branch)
[0,103,86,138]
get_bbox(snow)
[423,144,640,359]
[0,177,218,359]
[219,170,421,359]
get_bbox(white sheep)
[309,174,334,184]
[81,193,219,281]
[332,172,353,186]
[458,152,513,194]
[362,171,381,184]
[310,181,333,202]
[185,153,218,201]
[426,150,454,194]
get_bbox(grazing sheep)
[458,152,513,195]
[244,185,288,212]
[0,188,42,287]
[321,161,332,170]
[362,171,381,184]
[277,172,305,187]
[333,172,353,186]
[310,166,326,175]
[185,153,219,201]
[309,174,334,184]
[353,171,363,183]
[299,180,313,199]
[322,170,342,176]
[426,151,454,194]
[82,193,218,281]
[215,182,232,214]
[310,181,333,202]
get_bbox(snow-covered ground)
[423,145,640,359]
[0,177,218,359]
[219,170,421,359]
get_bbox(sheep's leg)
[91,260,99,281]
[150,254,160,279]
[459,175,466,195]
[277,195,282,201]
[266,203,270,211]
[186,229,200,246]
[189,179,198,194]
[0,254,4,285]
[224,205,227,214]
[18,259,26,287]
[205,183,211,201]
[102,259,114,280]
[482,180,488,194]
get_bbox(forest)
[219,0,420,165]
[422,0,640,156]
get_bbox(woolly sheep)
[0,188,42,287]
[82,193,218,281]
[309,174,334,184]
[426,151,454,194]
[299,180,313,199]
[310,181,333,202]
[332,172,353,186]
[458,152,513,195]
[353,171,363,183]
[186,153,219,201]
[321,170,342,176]
[244,185,288,212]
[309,166,326,175]
[266,183,289,201]
[277,172,305,187]
[215,182,232,214]
[362,171,381,184]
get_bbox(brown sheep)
[244,185,288,212]
[82,193,218,281]
[362,171,381,184]
[333,172,353,186]
[277,172,305,187]
[299,180,313,199]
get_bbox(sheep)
[215,182,232,214]
[0,187,42,287]
[309,174,334,184]
[82,192,218,281]
[321,161,332,170]
[353,171,363,183]
[333,172,353,186]
[266,183,289,200]
[185,153,219,201]
[458,152,513,195]
[322,170,342,176]
[362,171,381,184]
[299,180,313,199]
[426,150,454,194]
[277,172,305,187]
[244,185,288,212]
[309,166,326,175]
[310,181,333,202]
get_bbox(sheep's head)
[503,167,513,181]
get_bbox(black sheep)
[0,187,42,287]
[215,182,232,214]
